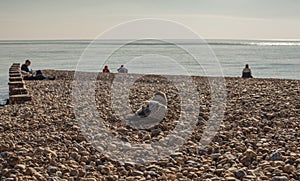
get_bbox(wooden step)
[9,77,23,82]
[9,68,20,71]
[9,73,22,77]
[8,81,25,92]
[10,87,28,95]
[8,81,24,86]
[9,94,31,104]
[7,63,32,104]
[9,71,20,74]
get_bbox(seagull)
[125,91,167,129]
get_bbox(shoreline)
[1,69,299,105]
[42,69,300,81]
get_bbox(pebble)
[15,164,26,170]
[8,156,20,167]
[70,169,78,176]
[85,178,97,181]
[225,176,237,181]
[269,150,282,161]
[47,166,58,174]
[272,176,288,181]
[151,129,162,137]
[131,170,144,176]
[240,148,257,166]
[282,164,295,173]
[234,170,247,179]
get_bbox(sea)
[0,39,300,105]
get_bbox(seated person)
[21,59,54,80]
[102,65,110,73]
[117,65,128,73]
[242,64,253,78]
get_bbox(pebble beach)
[0,70,299,180]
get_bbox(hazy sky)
[1,0,300,40]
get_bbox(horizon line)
[0,38,300,42]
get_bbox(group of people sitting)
[21,60,55,80]
[20,60,128,81]
[102,65,128,73]
[104,64,253,78]
[21,59,253,80]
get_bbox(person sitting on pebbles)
[242,64,253,78]
[21,59,55,80]
[102,65,110,73]
[117,65,128,73]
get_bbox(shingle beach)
[0,70,299,180]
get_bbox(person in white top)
[242,64,253,78]
[117,65,128,73]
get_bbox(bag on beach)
[36,70,43,76]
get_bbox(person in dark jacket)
[21,60,32,74]
[242,64,253,78]
[21,59,54,80]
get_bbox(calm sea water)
[0,39,300,104]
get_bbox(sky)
[0,0,300,40]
